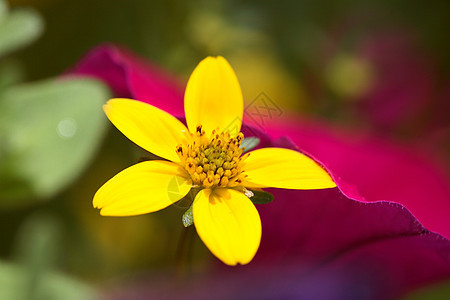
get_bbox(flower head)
[94,56,336,265]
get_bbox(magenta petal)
[249,188,450,299]
[268,119,450,239]
[105,189,450,300]
[68,44,185,115]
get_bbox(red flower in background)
[323,27,450,146]
[69,44,450,299]
[358,32,435,132]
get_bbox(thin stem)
[175,225,194,277]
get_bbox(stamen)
[244,189,254,198]
[176,125,248,188]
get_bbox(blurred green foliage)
[0,0,109,298]
[0,0,43,57]
[0,78,109,207]
[0,213,98,300]
[0,261,97,300]
[0,0,110,208]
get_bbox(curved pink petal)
[267,118,450,239]
[104,189,450,299]
[251,188,450,299]
[68,43,185,116]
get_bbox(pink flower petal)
[105,190,450,299]
[267,119,450,239]
[248,188,450,299]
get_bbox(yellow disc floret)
[176,125,249,188]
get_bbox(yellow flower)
[93,56,336,265]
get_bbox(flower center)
[176,125,248,188]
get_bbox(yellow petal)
[94,160,191,216]
[104,98,190,162]
[243,148,336,189]
[184,56,243,136]
[193,188,261,265]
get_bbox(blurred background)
[0,0,449,299]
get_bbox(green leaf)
[0,78,110,208]
[0,5,44,57]
[0,0,8,23]
[12,212,61,272]
[3,212,96,300]
[182,204,194,227]
[249,190,274,204]
[240,137,260,153]
[0,59,25,90]
[0,261,98,300]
